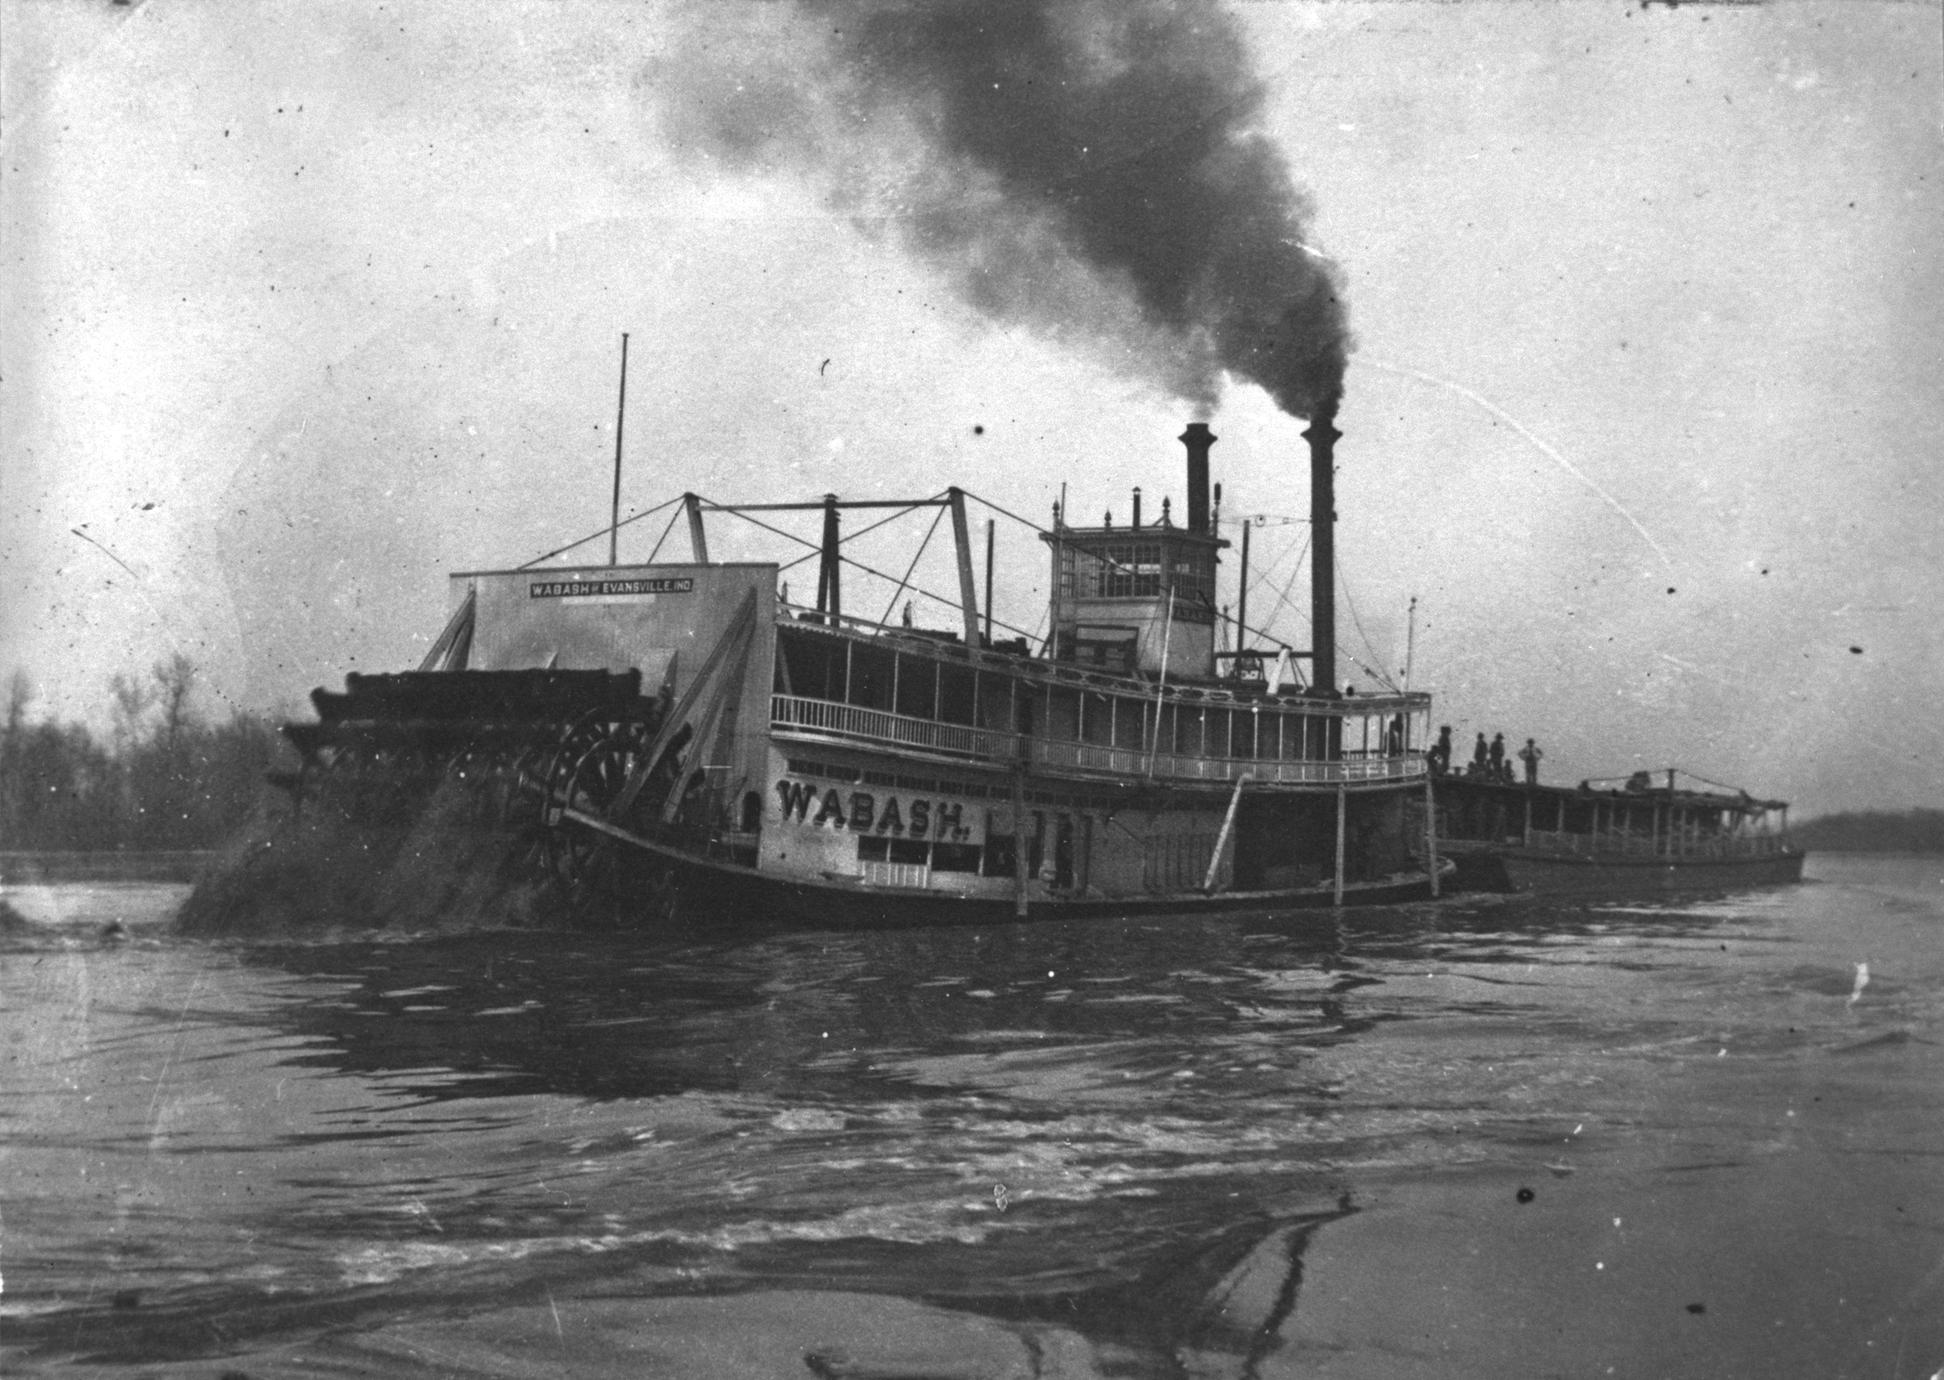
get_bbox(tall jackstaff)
[608,333,630,566]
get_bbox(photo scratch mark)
[1362,357,1674,569]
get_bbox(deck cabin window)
[938,661,976,726]
[776,626,846,700]
[1072,625,1138,672]
[1228,708,1258,760]
[1170,703,1202,758]
[933,842,980,872]
[857,835,982,874]
[1080,691,1114,746]
[979,808,1042,878]
[849,640,894,711]
[975,672,1014,735]
[1092,543,1163,598]
[1170,551,1215,606]
[895,652,937,720]
[1207,708,1234,761]
[1046,685,1079,741]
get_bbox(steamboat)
[282,411,1444,926]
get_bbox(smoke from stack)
[649,0,1350,419]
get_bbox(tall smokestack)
[1180,422,1215,536]
[1304,402,1339,695]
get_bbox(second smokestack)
[1304,403,1339,696]
[1180,423,1216,536]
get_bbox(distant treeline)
[1793,809,1944,853]
[0,657,283,852]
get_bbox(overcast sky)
[4,0,1939,817]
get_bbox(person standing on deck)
[1488,733,1506,777]
[1519,738,1544,785]
[1471,733,1489,777]
[1432,725,1453,775]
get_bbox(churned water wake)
[174,786,557,938]
[2,855,1940,1377]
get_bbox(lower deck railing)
[771,694,1423,787]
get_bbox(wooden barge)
[1434,769,1804,897]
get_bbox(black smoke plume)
[650,0,1348,418]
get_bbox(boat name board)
[774,779,980,842]
[529,577,696,600]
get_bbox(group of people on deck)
[1425,726,1544,785]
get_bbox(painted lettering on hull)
[773,779,977,843]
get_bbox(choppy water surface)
[3,857,1940,1378]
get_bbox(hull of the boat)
[586,825,1440,930]
[1446,843,1806,898]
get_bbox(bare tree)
[110,671,155,755]
[0,670,32,845]
[4,669,31,742]
[153,653,198,756]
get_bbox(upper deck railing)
[773,604,1427,718]
[770,693,1425,787]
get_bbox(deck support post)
[1423,772,1440,898]
[948,488,980,650]
[1012,763,1030,919]
[1333,783,1347,906]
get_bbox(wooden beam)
[1204,773,1253,893]
[1333,783,1347,906]
[983,519,995,648]
[1424,773,1440,898]
[948,487,980,650]
[1012,760,1030,919]
[704,498,948,513]
[684,493,710,564]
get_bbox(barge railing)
[1523,827,1794,860]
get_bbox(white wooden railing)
[770,694,1425,787]
[770,695,1014,759]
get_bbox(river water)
[2,855,1939,1378]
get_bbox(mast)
[1236,516,1251,662]
[1403,595,1418,692]
[609,332,629,566]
